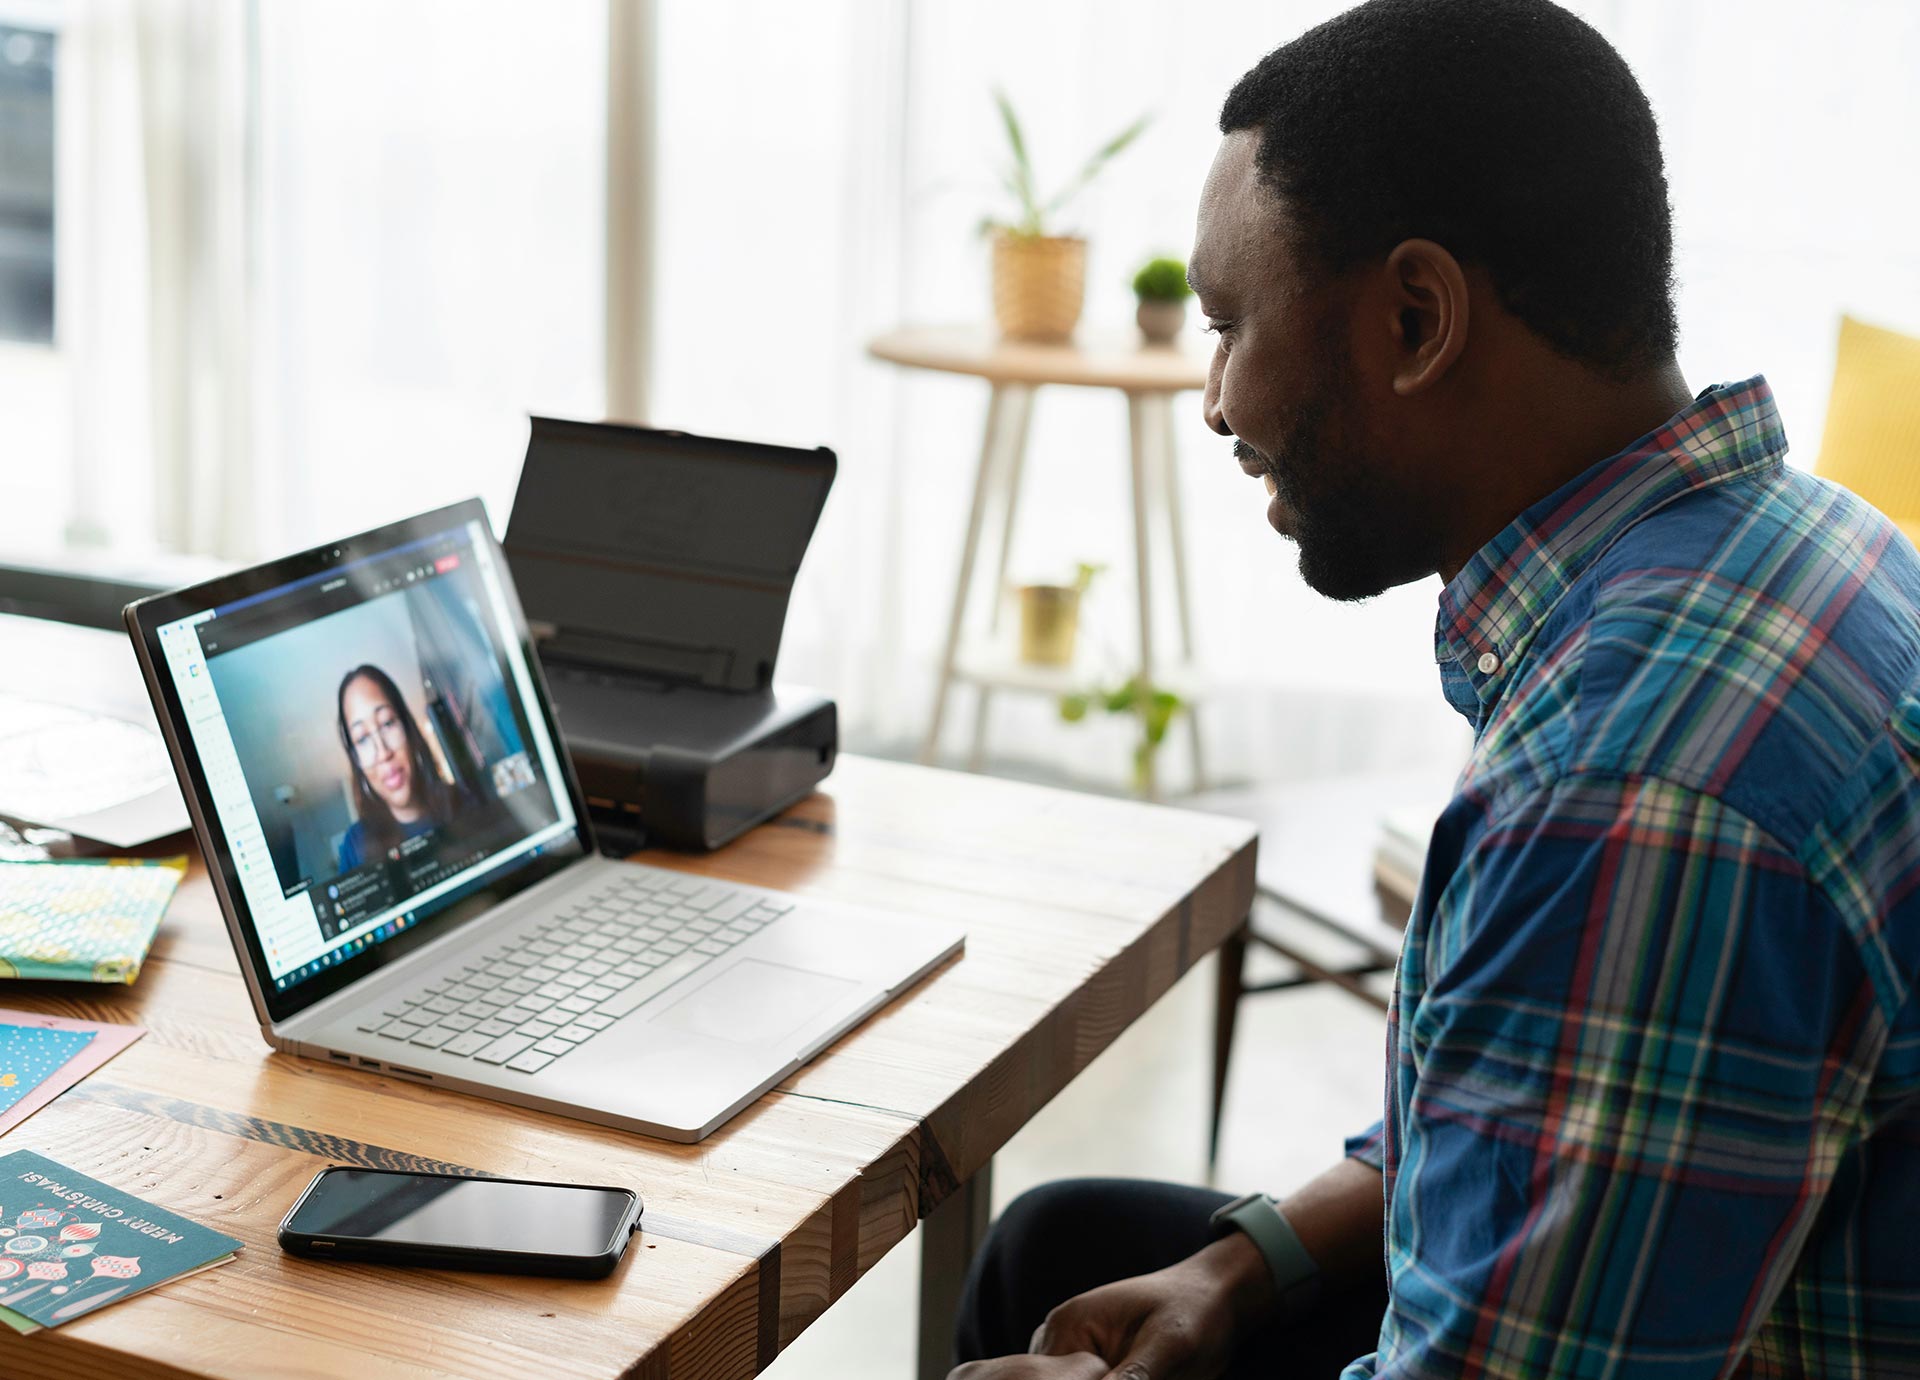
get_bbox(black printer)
[502,417,838,852]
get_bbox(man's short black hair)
[1220,0,1677,379]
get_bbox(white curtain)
[43,0,254,557]
[25,1,606,563]
[248,2,607,551]
[646,0,1920,790]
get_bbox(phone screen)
[287,1170,635,1257]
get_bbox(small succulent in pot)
[1131,255,1193,345]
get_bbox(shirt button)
[1477,651,1502,675]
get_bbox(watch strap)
[1208,1192,1323,1319]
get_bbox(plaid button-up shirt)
[1342,377,1920,1378]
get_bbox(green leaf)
[1143,696,1176,747]
[1043,111,1152,219]
[1058,693,1090,723]
[993,87,1042,233]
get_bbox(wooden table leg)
[918,1157,994,1380]
[1153,393,1207,792]
[969,387,1035,773]
[984,387,1036,639]
[1125,393,1160,800]
[924,386,1013,765]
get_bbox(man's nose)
[1202,360,1232,437]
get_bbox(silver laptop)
[125,499,963,1142]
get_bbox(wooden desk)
[868,326,1213,797]
[0,756,1254,1379]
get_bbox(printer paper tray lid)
[503,417,835,694]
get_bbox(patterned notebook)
[0,857,187,984]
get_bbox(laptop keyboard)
[356,871,794,1074]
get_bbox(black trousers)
[954,1179,1389,1379]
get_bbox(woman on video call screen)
[334,663,465,871]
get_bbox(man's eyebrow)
[1185,264,1208,296]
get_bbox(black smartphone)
[279,1167,642,1278]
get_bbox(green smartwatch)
[1208,1192,1323,1320]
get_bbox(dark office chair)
[1198,769,1445,1167]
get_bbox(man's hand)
[950,1353,1111,1380]
[950,1160,1384,1380]
[1024,1231,1276,1380]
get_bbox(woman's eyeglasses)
[349,715,407,764]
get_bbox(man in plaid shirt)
[952,1,1920,1378]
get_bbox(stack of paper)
[0,1151,240,1333]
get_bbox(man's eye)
[1203,318,1238,343]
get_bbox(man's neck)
[1435,357,1693,584]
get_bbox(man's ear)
[1383,238,1469,397]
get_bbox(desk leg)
[925,387,1015,765]
[918,1158,994,1380]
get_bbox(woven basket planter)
[991,232,1086,343]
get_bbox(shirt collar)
[1434,376,1788,723]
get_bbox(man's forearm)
[1278,1156,1385,1294]
[1188,1155,1387,1341]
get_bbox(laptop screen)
[149,510,584,1003]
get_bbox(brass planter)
[1018,584,1081,666]
[992,233,1086,343]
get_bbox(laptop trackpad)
[649,960,857,1047]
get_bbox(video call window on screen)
[200,538,562,944]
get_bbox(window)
[0,19,55,346]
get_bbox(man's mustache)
[1234,439,1272,472]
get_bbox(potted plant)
[1058,676,1186,794]
[983,90,1150,343]
[1132,255,1192,345]
[1017,562,1102,666]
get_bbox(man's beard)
[1235,367,1400,603]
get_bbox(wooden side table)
[869,325,1213,799]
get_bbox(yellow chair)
[1814,315,1920,547]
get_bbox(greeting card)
[0,1150,240,1332]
